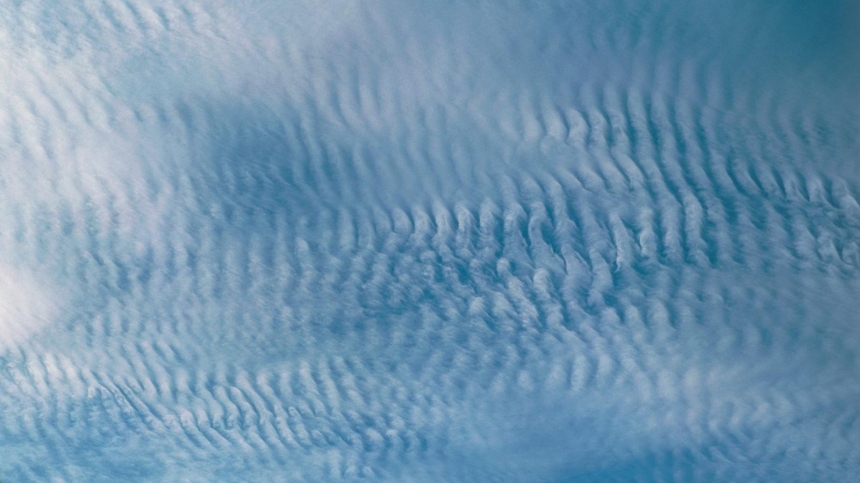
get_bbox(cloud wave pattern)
[1,0,859,481]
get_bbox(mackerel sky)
[0,1,859,481]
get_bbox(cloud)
[0,0,858,482]
[0,264,62,352]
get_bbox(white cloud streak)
[0,0,858,481]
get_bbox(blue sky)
[0,0,858,481]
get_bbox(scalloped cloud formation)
[0,1,859,482]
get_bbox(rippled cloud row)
[0,1,858,481]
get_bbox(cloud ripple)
[0,0,858,481]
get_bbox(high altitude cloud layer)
[0,0,859,481]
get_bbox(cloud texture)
[0,0,859,481]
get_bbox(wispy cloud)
[0,0,858,482]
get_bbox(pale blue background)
[0,0,858,481]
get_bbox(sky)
[0,0,859,481]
